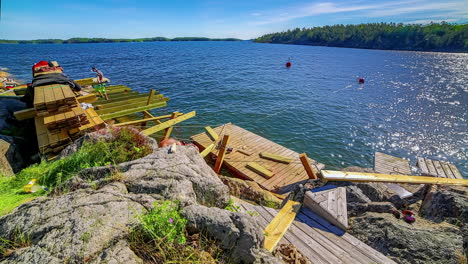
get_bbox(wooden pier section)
[191,123,325,193]
[417,157,463,179]
[235,198,396,264]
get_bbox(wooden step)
[303,187,348,231]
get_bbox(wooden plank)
[200,143,215,158]
[77,94,97,104]
[246,162,274,179]
[237,149,253,156]
[214,135,231,173]
[417,157,429,175]
[96,92,140,102]
[433,160,446,178]
[99,102,167,120]
[425,159,438,176]
[95,94,164,110]
[205,126,219,141]
[303,188,348,230]
[299,153,318,179]
[260,152,293,164]
[14,108,37,120]
[141,111,195,136]
[146,89,156,105]
[439,162,454,179]
[95,97,167,115]
[374,152,411,175]
[114,113,183,127]
[162,112,179,141]
[321,170,468,186]
[264,200,301,252]
[448,163,463,179]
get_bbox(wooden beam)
[95,98,167,115]
[162,112,179,140]
[100,102,167,120]
[321,170,468,186]
[114,113,183,127]
[200,143,215,158]
[260,152,292,164]
[146,89,156,105]
[14,108,36,120]
[264,200,301,252]
[96,92,141,102]
[246,162,274,179]
[299,153,318,179]
[205,126,219,141]
[76,94,97,104]
[141,111,196,136]
[95,95,164,110]
[214,135,231,174]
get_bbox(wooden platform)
[417,157,463,179]
[303,187,348,230]
[374,152,411,175]
[191,123,325,193]
[236,199,396,264]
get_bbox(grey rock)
[350,212,465,264]
[182,204,268,264]
[0,136,24,174]
[118,145,230,208]
[88,240,143,264]
[0,183,146,263]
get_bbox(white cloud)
[406,19,457,24]
[250,0,468,25]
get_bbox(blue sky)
[1,0,467,40]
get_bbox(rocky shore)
[0,126,467,263]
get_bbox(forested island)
[0,37,241,44]
[255,22,468,52]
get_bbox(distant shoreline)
[255,22,468,53]
[0,37,243,44]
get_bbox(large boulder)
[0,183,146,263]
[0,136,24,175]
[182,204,281,264]
[350,212,465,264]
[74,145,230,208]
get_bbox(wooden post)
[299,153,318,179]
[146,89,156,105]
[214,135,230,174]
[162,112,179,141]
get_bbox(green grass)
[0,127,152,216]
[129,201,226,263]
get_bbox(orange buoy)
[159,138,183,148]
[286,61,292,68]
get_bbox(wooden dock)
[191,123,325,193]
[417,157,463,179]
[236,198,396,264]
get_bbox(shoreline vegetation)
[0,37,242,44]
[254,22,468,52]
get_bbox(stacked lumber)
[35,117,71,155]
[34,84,77,116]
[43,107,89,134]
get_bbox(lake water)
[1,42,466,177]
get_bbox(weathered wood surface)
[374,152,411,175]
[141,111,196,136]
[303,187,348,230]
[374,152,414,198]
[235,199,396,264]
[33,84,77,115]
[264,200,301,252]
[0,140,14,176]
[99,102,167,120]
[321,170,468,186]
[191,123,325,193]
[417,157,463,179]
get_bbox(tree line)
[254,22,468,52]
[0,37,241,44]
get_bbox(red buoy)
[286,61,292,68]
[358,77,365,84]
[159,138,183,148]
